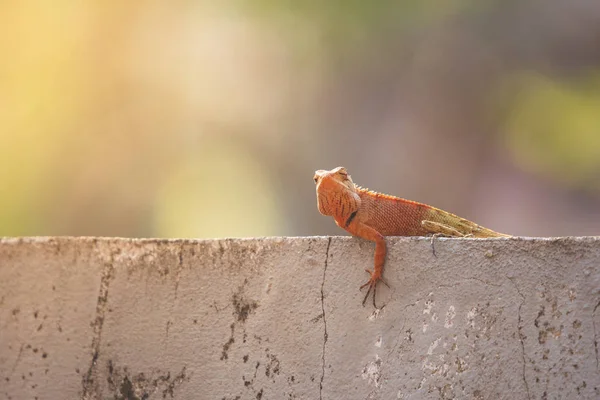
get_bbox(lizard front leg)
[346,222,388,307]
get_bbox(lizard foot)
[360,269,390,308]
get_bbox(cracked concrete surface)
[319,237,331,400]
[1,236,599,399]
[510,277,531,400]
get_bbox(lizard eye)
[313,175,319,184]
[338,171,348,179]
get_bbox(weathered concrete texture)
[0,237,599,399]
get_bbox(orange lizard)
[313,166,510,307]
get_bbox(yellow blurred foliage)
[505,73,600,191]
[153,138,282,238]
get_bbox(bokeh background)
[2,1,600,238]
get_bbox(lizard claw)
[360,269,389,308]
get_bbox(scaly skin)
[313,166,510,307]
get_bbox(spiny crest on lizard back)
[358,187,393,199]
[356,185,426,207]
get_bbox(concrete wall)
[1,236,599,399]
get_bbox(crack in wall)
[9,344,24,375]
[593,299,600,370]
[174,244,184,300]
[319,237,331,400]
[516,302,531,400]
[507,276,531,400]
[166,244,185,347]
[81,245,116,400]
[436,276,503,290]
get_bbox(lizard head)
[313,167,360,217]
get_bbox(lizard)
[313,166,510,308]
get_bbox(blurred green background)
[1,0,599,238]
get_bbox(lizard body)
[313,166,510,307]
